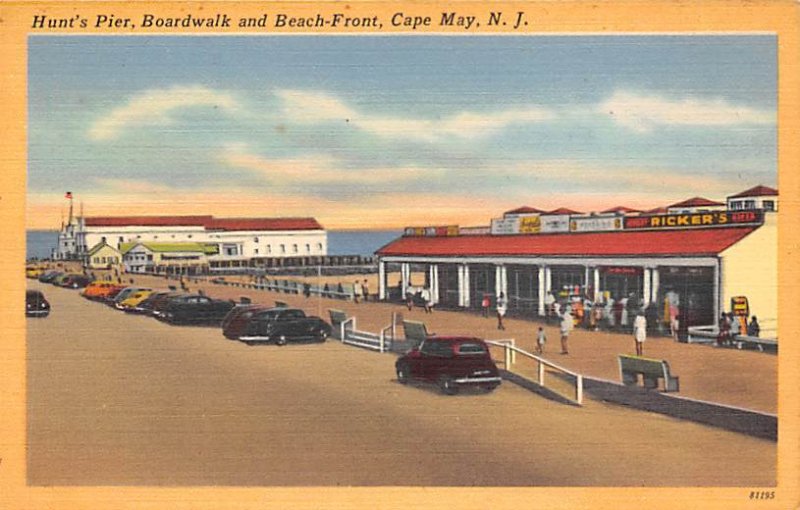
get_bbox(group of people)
[352,279,370,303]
[406,285,434,313]
[717,312,760,346]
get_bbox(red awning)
[377,227,757,257]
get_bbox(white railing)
[340,317,388,352]
[687,325,777,351]
[486,340,583,405]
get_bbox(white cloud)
[599,91,774,133]
[275,89,556,141]
[220,144,442,184]
[88,85,240,141]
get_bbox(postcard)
[1,1,798,509]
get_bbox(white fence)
[486,340,583,405]
[339,317,391,353]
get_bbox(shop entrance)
[438,264,460,308]
[550,265,586,299]
[507,264,539,315]
[600,266,643,302]
[469,264,496,310]
[657,266,716,333]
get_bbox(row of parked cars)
[29,267,502,395]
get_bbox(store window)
[763,200,775,211]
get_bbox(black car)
[158,294,236,325]
[227,307,332,345]
[58,274,92,289]
[38,271,62,283]
[26,290,50,317]
[395,337,501,395]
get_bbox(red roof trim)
[504,206,545,215]
[377,227,757,257]
[601,206,642,214]
[668,197,725,208]
[727,185,778,199]
[84,216,212,227]
[83,215,322,231]
[547,207,583,215]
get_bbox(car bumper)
[26,310,50,317]
[453,376,502,385]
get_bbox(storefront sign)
[459,226,491,235]
[624,210,763,230]
[570,217,622,232]
[731,296,749,316]
[404,225,459,237]
[490,217,520,235]
[519,215,541,234]
[602,266,642,275]
[540,214,571,233]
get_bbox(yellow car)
[117,289,155,311]
[26,266,47,279]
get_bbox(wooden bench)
[328,309,350,340]
[618,355,680,392]
[402,320,435,348]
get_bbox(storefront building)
[376,187,777,337]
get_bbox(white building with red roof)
[727,185,778,212]
[376,186,778,338]
[59,215,327,264]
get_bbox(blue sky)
[27,35,776,228]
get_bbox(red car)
[395,337,501,395]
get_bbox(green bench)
[618,355,680,392]
[402,320,435,348]
[328,309,350,339]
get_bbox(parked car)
[81,281,126,301]
[158,294,236,325]
[220,304,270,335]
[26,266,47,279]
[57,274,92,289]
[126,291,174,315]
[226,307,332,345]
[395,337,501,395]
[117,289,155,311]
[109,286,151,308]
[149,292,188,317]
[26,290,50,317]
[38,270,62,283]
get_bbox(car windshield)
[457,342,488,355]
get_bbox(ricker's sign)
[624,210,764,230]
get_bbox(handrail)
[341,317,356,344]
[379,323,393,353]
[485,340,583,404]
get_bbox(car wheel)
[484,384,499,393]
[316,328,328,342]
[276,335,288,346]
[396,363,410,384]
[438,375,458,395]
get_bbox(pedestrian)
[633,311,647,356]
[353,280,362,304]
[481,293,490,317]
[544,291,556,320]
[536,326,546,354]
[422,287,433,313]
[362,279,369,302]
[747,316,760,337]
[669,301,680,341]
[717,313,731,347]
[559,309,573,354]
[496,292,507,330]
[406,285,414,310]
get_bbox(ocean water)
[26,229,402,260]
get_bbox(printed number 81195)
[749,491,775,500]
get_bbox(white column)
[584,266,590,294]
[457,265,465,307]
[495,265,503,298]
[463,264,471,307]
[537,266,546,316]
[378,260,386,300]
[501,265,508,297]
[593,268,600,302]
[430,264,440,304]
[544,265,552,295]
[651,268,660,306]
[400,263,409,292]
[643,268,651,307]
[714,260,721,322]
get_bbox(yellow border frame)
[1,2,798,508]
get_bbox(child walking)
[536,326,546,354]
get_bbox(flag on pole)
[65,191,73,199]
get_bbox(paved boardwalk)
[27,280,775,486]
